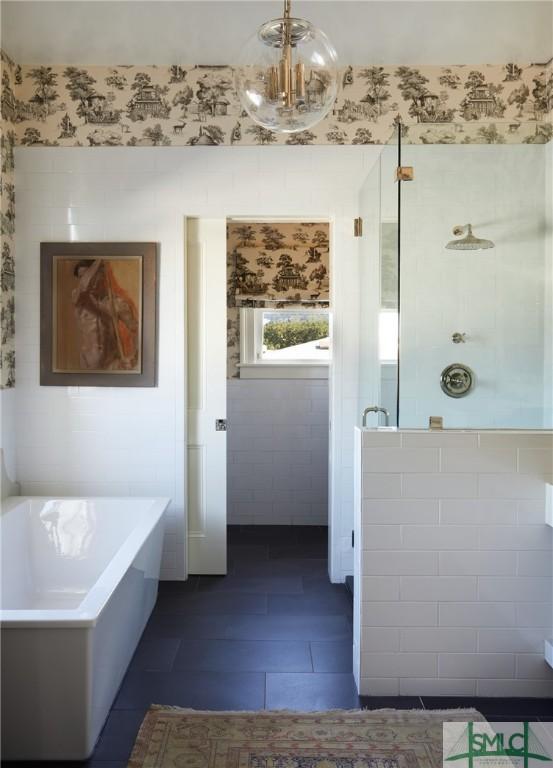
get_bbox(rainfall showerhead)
[445,224,495,251]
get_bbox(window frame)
[378,307,399,364]
[238,307,330,380]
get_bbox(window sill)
[237,363,329,380]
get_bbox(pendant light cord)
[283,0,291,46]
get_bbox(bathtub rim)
[0,495,170,629]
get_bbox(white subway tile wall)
[227,379,329,525]
[398,145,549,430]
[355,428,553,697]
[13,145,377,580]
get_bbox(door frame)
[185,217,229,575]
[183,213,343,582]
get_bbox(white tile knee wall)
[227,379,329,526]
[354,428,553,697]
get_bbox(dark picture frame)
[40,242,158,387]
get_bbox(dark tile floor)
[2,524,552,766]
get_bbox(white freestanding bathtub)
[0,496,169,761]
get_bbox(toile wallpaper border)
[0,52,552,388]
[2,58,553,149]
[1,51,16,388]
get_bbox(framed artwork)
[40,242,158,386]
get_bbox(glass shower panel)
[398,123,551,429]
[357,131,400,427]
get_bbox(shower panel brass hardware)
[429,416,444,430]
[452,332,467,344]
[354,217,363,237]
[396,166,414,181]
[440,363,474,398]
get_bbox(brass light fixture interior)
[234,0,338,133]
[263,0,307,108]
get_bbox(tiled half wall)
[228,379,329,525]
[353,428,553,697]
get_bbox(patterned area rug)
[128,707,482,768]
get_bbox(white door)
[186,217,228,575]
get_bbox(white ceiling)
[1,1,552,66]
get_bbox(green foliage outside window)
[263,318,329,350]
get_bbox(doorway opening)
[226,218,332,573]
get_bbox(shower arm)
[453,224,471,236]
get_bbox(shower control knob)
[452,332,466,344]
[440,363,474,398]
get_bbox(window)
[379,309,398,363]
[379,220,398,364]
[239,308,330,379]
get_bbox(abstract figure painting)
[40,242,157,386]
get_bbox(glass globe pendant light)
[235,0,338,134]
